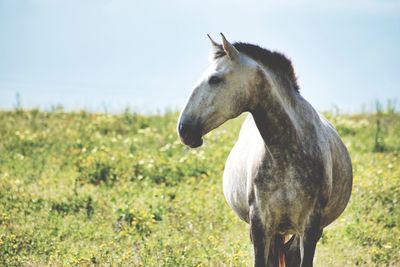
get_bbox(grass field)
[0,108,399,266]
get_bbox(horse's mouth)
[177,120,204,148]
[182,136,203,148]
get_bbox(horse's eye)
[208,76,223,85]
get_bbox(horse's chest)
[223,160,320,225]
[223,165,250,222]
[222,119,265,223]
[222,148,252,222]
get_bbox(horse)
[177,33,352,267]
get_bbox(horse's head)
[177,33,260,148]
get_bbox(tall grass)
[0,108,399,266]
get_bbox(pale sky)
[0,0,399,113]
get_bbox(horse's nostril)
[178,123,190,138]
[177,121,203,147]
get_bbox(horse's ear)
[207,34,220,51]
[220,33,239,61]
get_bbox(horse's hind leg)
[269,235,287,267]
[284,235,301,267]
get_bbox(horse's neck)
[250,73,302,153]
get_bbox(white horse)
[177,33,352,267]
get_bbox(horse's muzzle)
[177,122,203,148]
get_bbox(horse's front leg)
[299,212,323,267]
[250,205,273,267]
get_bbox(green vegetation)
[0,109,399,266]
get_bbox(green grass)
[0,109,399,266]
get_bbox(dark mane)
[214,42,299,91]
